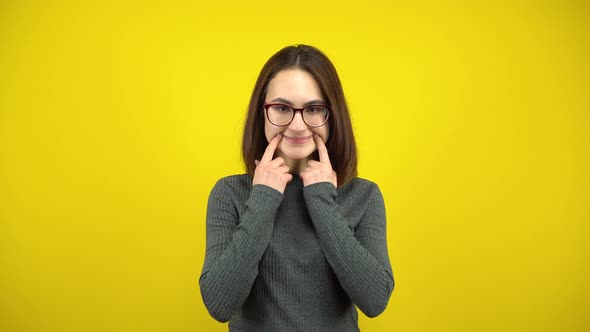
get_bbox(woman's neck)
[277,153,310,174]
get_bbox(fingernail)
[276,133,282,137]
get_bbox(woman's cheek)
[264,122,283,143]
[314,129,329,144]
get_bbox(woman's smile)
[283,135,312,145]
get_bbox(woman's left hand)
[300,134,338,188]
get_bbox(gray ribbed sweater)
[199,174,394,331]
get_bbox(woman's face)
[264,69,330,165]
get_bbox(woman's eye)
[274,105,291,113]
[307,106,324,113]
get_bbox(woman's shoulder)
[208,174,253,204]
[342,177,379,189]
[338,177,382,197]
[216,173,251,183]
[213,174,252,191]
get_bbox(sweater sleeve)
[302,182,394,317]
[199,180,283,322]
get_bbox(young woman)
[199,44,394,331]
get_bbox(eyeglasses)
[263,103,330,127]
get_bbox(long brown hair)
[242,44,358,186]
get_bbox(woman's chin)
[278,149,314,161]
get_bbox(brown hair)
[242,44,358,186]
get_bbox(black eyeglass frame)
[263,103,331,127]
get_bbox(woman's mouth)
[284,135,311,144]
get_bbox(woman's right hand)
[252,134,292,193]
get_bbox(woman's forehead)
[266,69,323,103]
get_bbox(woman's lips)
[284,135,311,144]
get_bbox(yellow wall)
[1,1,588,331]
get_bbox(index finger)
[314,134,331,166]
[261,134,282,162]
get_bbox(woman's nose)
[289,111,307,131]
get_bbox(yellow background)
[1,1,588,331]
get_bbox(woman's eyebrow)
[270,97,326,106]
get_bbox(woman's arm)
[199,179,283,322]
[303,182,394,317]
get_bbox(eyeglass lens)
[267,104,328,126]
